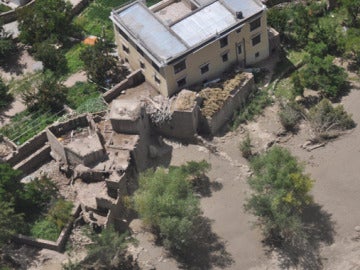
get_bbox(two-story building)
[110,0,271,97]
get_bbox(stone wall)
[103,70,145,103]
[49,115,88,137]
[200,73,255,134]
[6,131,47,167]
[13,145,51,175]
[13,204,81,252]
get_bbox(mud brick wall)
[13,145,51,175]
[103,70,145,103]
[6,131,47,167]
[202,73,255,135]
[46,129,67,162]
[49,115,88,137]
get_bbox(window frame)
[220,36,228,48]
[177,77,187,88]
[250,17,261,32]
[122,44,129,54]
[221,52,229,62]
[200,63,210,74]
[252,34,261,46]
[173,59,186,74]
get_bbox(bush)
[308,98,355,139]
[30,219,60,241]
[245,146,314,244]
[278,102,303,131]
[239,133,252,159]
[134,165,202,253]
[34,41,68,75]
[0,78,13,109]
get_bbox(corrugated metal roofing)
[222,0,263,18]
[171,2,236,47]
[115,2,187,62]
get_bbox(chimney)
[236,11,243,19]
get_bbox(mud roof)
[110,0,265,66]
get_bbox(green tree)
[344,28,360,68]
[80,38,127,88]
[0,201,24,246]
[0,77,13,109]
[301,55,348,98]
[21,71,68,112]
[17,0,73,46]
[34,41,68,75]
[245,146,313,244]
[340,0,360,26]
[134,165,202,253]
[0,20,16,63]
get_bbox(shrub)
[134,165,202,253]
[34,41,68,75]
[47,199,73,230]
[278,102,303,131]
[308,98,355,139]
[245,146,314,244]
[239,133,252,159]
[30,219,60,241]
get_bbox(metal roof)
[114,2,188,62]
[222,0,264,18]
[111,0,265,65]
[171,2,236,47]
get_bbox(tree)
[17,0,73,46]
[134,164,204,253]
[344,28,360,68]
[34,41,68,75]
[0,201,24,247]
[80,38,128,88]
[301,55,348,98]
[245,146,314,244]
[0,77,13,109]
[21,71,68,112]
[0,20,16,63]
[340,0,360,26]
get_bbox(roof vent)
[236,11,243,19]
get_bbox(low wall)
[0,0,35,23]
[103,70,145,103]
[201,73,255,135]
[46,129,67,162]
[49,114,88,137]
[13,204,81,252]
[13,145,51,175]
[154,106,200,141]
[70,0,91,18]
[6,131,47,167]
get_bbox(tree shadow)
[263,203,335,270]
[174,216,234,270]
[0,243,41,270]
[0,45,26,76]
[192,176,223,197]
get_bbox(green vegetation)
[17,0,75,47]
[65,43,86,74]
[80,37,127,88]
[239,133,252,159]
[75,96,107,114]
[62,227,135,270]
[30,199,73,241]
[67,82,101,109]
[278,102,303,132]
[134,161,209,254]
[0,4,11,13]
[34,41,68,76]
[245,146,314,244]
[21,71,68,112]
[0,20,16,63]
[308,98,355,139]
[232,89,272,128]
[0,78,13,109]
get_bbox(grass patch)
[65,43,85,74]
[274,76,295,100]
[0,4,11,12]
[7,72,42,95]
[75,96,108,114]
[0,109,61,145]
[232,89,273,129]
[67,82,101,109]
[287,49,307,65]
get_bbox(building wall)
[113,10,269,97]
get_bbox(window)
[220,36,228,48]
[200,63,209,74]
[136,46,144,56]
[250,18,261,31]
[177,77,186,88]
[222,52,229,62]
[140,60,145,69]
[117,27,129,41]
[236,28,241,33]
[154,74,160,84]
[152,61,160,72]
[252,34,261,46]
[237,44,242,54]
[122,44,129,54]
[174,59,186,74]
[124,57,129,63]
[255,52,260,58]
